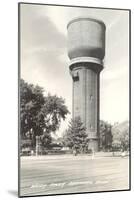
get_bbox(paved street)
[20,155,129,196]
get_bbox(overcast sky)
[20,3,129,135]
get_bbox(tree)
[99,120,113,151]
[63,117,88,154]
[20,79,45,140]
[112,121,129,152]
[40,131,52,149]
[38,94,69,133]
[20,79,69,149]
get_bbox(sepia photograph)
[18,3,130,197]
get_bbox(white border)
[0,0,133,199]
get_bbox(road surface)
[20,154,129,196]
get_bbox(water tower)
[67,17,106,151]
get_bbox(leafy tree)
[38,94,69,133]
[112,121,129,151]
[63,117,88,154]
[20,79,69,149]
[40,131,52,149]
[99,120,113,151]
[20,79,45,140]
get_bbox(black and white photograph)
[18,3,130,197]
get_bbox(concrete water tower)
[67,17,106,151]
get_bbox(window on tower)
[72,71,79,81]
[90,95,93,101]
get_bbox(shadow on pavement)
[8,190,18,197]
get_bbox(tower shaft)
[71,63,101,151]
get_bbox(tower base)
[88,139,99,152]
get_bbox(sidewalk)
[20,151,129,161]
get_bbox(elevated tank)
[67,17,106,151]
[67,17,106,61]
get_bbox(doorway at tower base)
[88,139,99,152]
